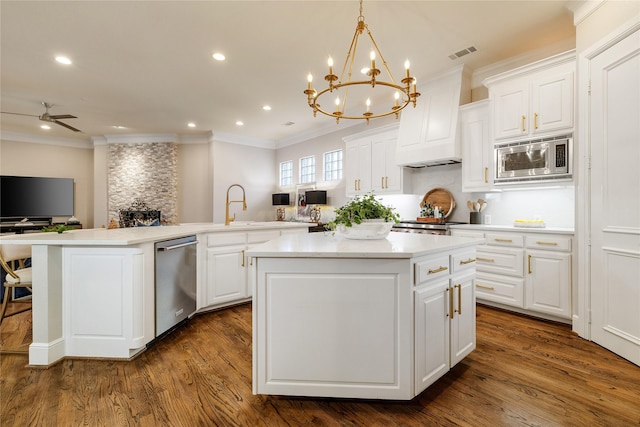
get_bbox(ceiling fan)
[1,101,82,132]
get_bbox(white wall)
[0,137,94,227]
[212,139,276,224]
[178,141,212,223]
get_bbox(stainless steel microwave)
[495,135,572,184]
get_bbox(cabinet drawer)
[207,232,246,247]
[525,235,572,252]
[451,250,477,274]
[450,230,485,239]
[414,255,450,285]
[248,230,281,244]
[475,273,524,308]
[476,246,524,277]
[485,233,524,248]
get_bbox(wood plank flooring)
[2,303,639,426]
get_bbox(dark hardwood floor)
[2,303,639,426]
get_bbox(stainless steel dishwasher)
[155,235,198,337]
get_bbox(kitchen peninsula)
[0,222,310,366]
[247,232,483,400]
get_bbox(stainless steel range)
[391,220,467,235]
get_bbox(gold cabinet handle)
[476,257,495,263]
[460,258,476,265]
[528,254,532,274]
[536,241,558,246]
[494,238,513,243]
[447,287,454,318]
[428,266,448,274]
[534,112,539,129]
[476,284,495,290]
[241,250,245,267]
[381,176,385,189]
[521,115,526,132]
[385,176,389,189]
[484,167,488,183]
[455,284,462,315]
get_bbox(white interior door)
[589,28,640,366]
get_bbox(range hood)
[396,65,471,167]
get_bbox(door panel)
[589,28,640,366]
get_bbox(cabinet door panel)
[206,245,246,305]
[493,84,528,140]
[526,250,571,318]
[415,280,450,394]
[451,273,476,366]
[531,72,573,135]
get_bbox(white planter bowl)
[337,220,394,240]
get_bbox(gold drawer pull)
[476,257,494,263]
[476,284,495,290]
[484,167,488,184]
[428,266,448,274]
[494,238,513,243]
[460,258,476,265]
[521,115,526,132]
[536,241,558,246]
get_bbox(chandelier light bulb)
[405,59,411,78]
[335,96,341,108]
[394,91,400,107]
[366,98,371,113]
[328,56,334,76]
[370,50,376,70]
[307,73,313,90]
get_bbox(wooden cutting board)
[420,188,456,218]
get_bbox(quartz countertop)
[246,232,484,259]
[0,222,312,246]
[449,224,574,235]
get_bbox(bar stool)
[0,244,32,325]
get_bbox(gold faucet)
[225,184,247,225]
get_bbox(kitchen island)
[247,232,483,400]
[0,222,310,366]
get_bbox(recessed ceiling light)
[187,122,196,128]
[236,121,244,126]
[112,125,127,129]
[262,105,272,111]
[55,56,72,65]
[40,124,51,130]
[212,53,226,61]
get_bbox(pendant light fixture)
[304,0,419,124]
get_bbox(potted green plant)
[328,193,400,239]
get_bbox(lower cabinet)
[413,251,476,395]
[200,228,306,310]
[451,228,573,321]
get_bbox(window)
[324,149,343,181]
[280,160,293,187]
[299,156,316,184]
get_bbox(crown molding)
[0,130,93,149]
[213,131,276,150]
[568,0,606,26]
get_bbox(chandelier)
[304,0,419,124]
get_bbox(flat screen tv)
[1,175,74,219]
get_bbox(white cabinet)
[485,51,575,141]
[460,100,493,192]
[396,65,471,167]
[343,124,410,196]
[525,235,572,318]
[63,245,155,359]
[414,249,476,394]
[200,229,298,310]
[344,137,372,195]
[451,228,572,321]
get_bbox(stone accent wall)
[108,142,178,225]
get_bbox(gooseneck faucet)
[225,184,247,225]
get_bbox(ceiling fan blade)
[0,111,39,117]
[48,114,77,120]
[53,120,82,132]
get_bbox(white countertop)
[449,224,574,235]
[0,221,312,246]
[246,232,484,259]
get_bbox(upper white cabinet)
[396,65,471,167]
[484,50,575,141]
[343,124,411,197]
[460,100,492,192]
